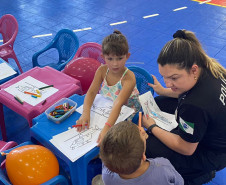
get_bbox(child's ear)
[142,152,146,161]
[126,52,131,59]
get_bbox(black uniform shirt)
[176,71,226,152]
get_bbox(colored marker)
[36,89,41,94]
[41,99,47,105]
[24,91,40,96]
[139,112,142,129]
[14,95,23,104]
[39,85,54,90]
[72,123,88,128]
[32,94,41,97]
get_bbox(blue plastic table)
[0,58,18,85]
[31,94,100,185]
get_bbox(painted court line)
[73,27,92,32]
[32,27,92,38]
[143,14,159,19]
[32,33,52,38]
[31,2,216,39]
[110,21,127,26]
[173,7,188,11]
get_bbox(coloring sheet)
[4,76,58,106]
[0,62,17,80]
[77,94,135,127]
[139,91,178,131]
[50,94,134,162]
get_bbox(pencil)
[72,123,88,128]
[14,96,23,105]
[41,99,46,105]
[24,91,40,96]
[39,85,54,90]
[139,112,142,129]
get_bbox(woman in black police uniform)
[143,30,226,185]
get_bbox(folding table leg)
[0,103,7,141]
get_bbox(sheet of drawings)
[139,91,178,131]
[50,94,134,162]
[77,94,135,128]
[0,62,17,80]
[50,126,101,162]
[4,76,58,106]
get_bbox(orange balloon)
[6,145,59,185]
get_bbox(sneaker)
[92,174,104,185]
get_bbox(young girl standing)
[76,30,141,144]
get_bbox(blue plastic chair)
[128,66,154,123]
[32,29,79,71]
[0,141,69,185]
[128,66,154,95]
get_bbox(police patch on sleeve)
[179,117,194,135]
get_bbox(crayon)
[36,89,41,94]
[24,91,40,97]
[39,85,54,90]
[33,94,41,97]
[72,123,88,128]
[41,99,46,105]
[139,112,142,129]
[14,96,23,104]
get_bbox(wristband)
[147,124,158,134]
[105,122,112,128]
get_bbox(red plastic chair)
[62,57,101,94]
[0,140,17,152]
[0,14,23,73]
[74,42,105,64]
[0,140,17,169]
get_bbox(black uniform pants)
[146,96,226,181]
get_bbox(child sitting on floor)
[99,121,184,185]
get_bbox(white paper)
[77,94,135,127]
[4,76,58,106]
[0,63,17,80]
[139,91,178,131]
[50,94,134,162]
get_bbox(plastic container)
[45,98,77,124]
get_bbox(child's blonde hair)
[102,30,129,56]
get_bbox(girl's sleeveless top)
[99,68,141,120]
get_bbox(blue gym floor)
[0,0,226,184]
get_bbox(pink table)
[0,66,82,141]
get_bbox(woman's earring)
[194,76,197,80]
